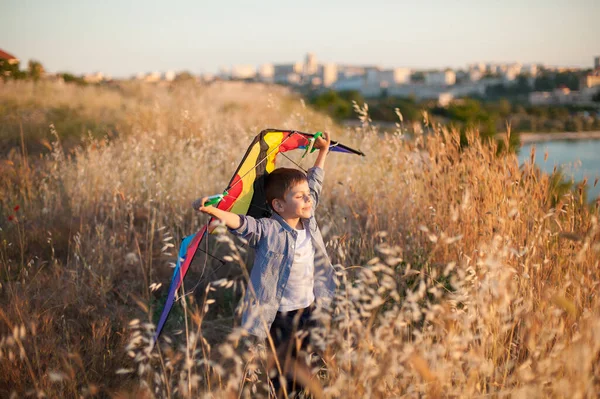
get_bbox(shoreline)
[342,120,600,144]
[516,131,600,144]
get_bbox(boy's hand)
[192,197,214,215]
[192,197,243,230]
[313,131,331,151]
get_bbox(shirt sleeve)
[307,166,324,211]
[228,215,266,247]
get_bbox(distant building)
[333,74,383,97]
[145,71,161,83]
[274,73,301,85]
[502,63,522,81]
[304,53,318,76]
[364,67,411,87]
[163,70,176,81]
[321,63,338,87]
[529,88,577,105]
[258,64,274,82]
[273,62,303,85]
[380,68,411,85]
[468,70,483,82]
[580,70,600,89]
[595,56,600,70]
[274,63,303,76]
[338,65,367,79]
[468,62,487,74]
[580,86,600,101]
[529,91,553,105]
[450,81,488,97]
[529,86,598,106]
[543,66,581,73]
[365,67,382,85]
[425,70,456,86]
[332,75,364,92]
[388,84,454,106]
[552,87,574,104]
[487,64,500,74]
[522,64,538,77]
[0,49,19,65]
[84,72,104,83]
[231,65,256,80]
[133,71,169,82]
[309,76,322,86]
[0,48,20,79]
[333,66,411,96]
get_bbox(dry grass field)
[1,80,599,398]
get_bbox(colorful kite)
[153,129,364,345]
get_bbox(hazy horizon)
[2,0,599,78]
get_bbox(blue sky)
[2,0,599,77]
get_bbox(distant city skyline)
[2,0,599,78]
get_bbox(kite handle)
[204,191,228,206]
[310,131,324,153]
[301,131,324,158]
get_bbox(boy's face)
[272,181,312,220]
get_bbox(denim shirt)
[229,166,336,339]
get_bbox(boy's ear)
[272,198,284,213]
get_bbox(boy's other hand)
[314,131,331,151]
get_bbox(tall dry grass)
[0,80,599,398]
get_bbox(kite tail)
[152,226,207,346]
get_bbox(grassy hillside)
[0,80,598,397]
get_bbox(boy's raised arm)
[193,198,265,247]
[307,132,331,211]
[313,131,331,171]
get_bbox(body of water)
[518,139,600,201]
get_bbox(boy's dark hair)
[265,168,308,208]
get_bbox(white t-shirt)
[278,227,315,312]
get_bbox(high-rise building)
[595,56,600,70]
[321,63,338,87]
[304,53,318,76]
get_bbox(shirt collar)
[270,212,309,235]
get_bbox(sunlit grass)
[0,80,599,397]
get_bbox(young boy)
[194,132,335,392]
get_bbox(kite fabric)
[153,129,364,345]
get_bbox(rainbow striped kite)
[153,129,364,344]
